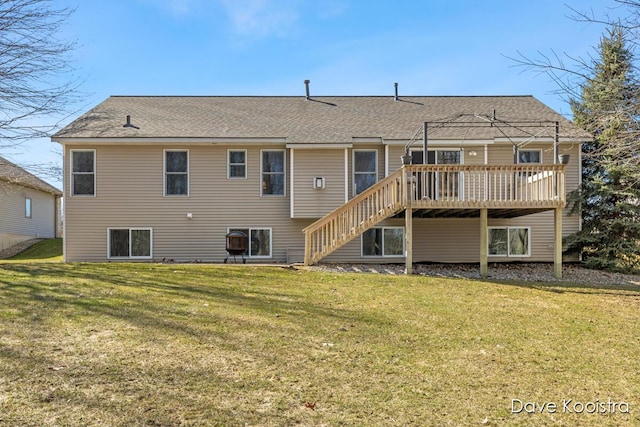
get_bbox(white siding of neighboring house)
[0,181,58,250]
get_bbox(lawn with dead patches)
[0,263,638,426]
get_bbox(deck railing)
[404,164,566,208]
[303,164,565,265]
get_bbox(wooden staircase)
[303,168,406,265]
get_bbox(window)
[25,198,32,218]
[228,228,272,257]
[261,150,285,196]
[354,150,377,195]
[71,150,95,196]
[165,150,189,196]
[362,227,404,257]
[108,228,152,259]
[488,227,530,257]
[228,150,247,179]
[517,149,541,164]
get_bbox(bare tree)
[0,0,80,147]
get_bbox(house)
[52,89,590,277]
[0,155,62,251]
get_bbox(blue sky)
[3,0,621,188]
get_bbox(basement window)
[108,228,153,259]
[488,227,530,257]
[228,227,272,258]
[362,227,404,257]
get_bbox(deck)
[303,164,566,267]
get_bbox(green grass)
[6,238,62,262]
[0,263,638,426]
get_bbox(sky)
[2,0,624,189]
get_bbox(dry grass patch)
[0,263,639,426]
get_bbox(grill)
[224,231,248,264]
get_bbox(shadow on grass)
[0,263,374,338]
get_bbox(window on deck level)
[261,150,285,196]
[228,150,247,179]
[165,150,189,196]
[354,150,377,195]
[71,150,95,196]
[517,150,541,164]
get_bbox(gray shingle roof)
[0,156,62,195]
[53,95,591,143]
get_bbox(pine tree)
[566,26,640,272]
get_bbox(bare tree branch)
[0,0,81,147]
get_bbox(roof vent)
[304,79,310,100]
[123,115,140,129]
[394,82,399,101]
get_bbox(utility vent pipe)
[123,115,139,129]
[304,79,310,99]
[394,82,399,101]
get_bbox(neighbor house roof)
[52,95,592,143]
[0,155,62,195]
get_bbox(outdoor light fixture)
[186,213,193,219]
[313,177,325,189]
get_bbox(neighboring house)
[52,91,590,277]
[0,156,62,251]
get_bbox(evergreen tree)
[566,26,640,272]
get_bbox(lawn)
[0,261,638,426]
[4,238,62,262]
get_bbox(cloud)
[218,0,300,38]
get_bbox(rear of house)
[0,156,62,251]
[52,94,589,265]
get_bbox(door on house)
[411,150,461,200]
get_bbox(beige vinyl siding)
[487,142,581,261]
[292,149,346,218]
[0,181,58,250]
[64,144,303,262]
[63,141,583,263]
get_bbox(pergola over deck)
[304,115,570,279]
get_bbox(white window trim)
[260,149,286,197]
[70,149,96,197]
[227,227,273,259]
[25,197,32,219]
[227,149,247,179]
[361,226,405,258]
[353,149,378,196]
[107,227,153,260]
[163,149,190,197]
[488,226,531,258]
[517,149,542,164]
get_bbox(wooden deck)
[303,164,566,266]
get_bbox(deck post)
[405,207,413,274]
[554,207,563,279]
[480,208,488,278]
[304,231,311,266]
